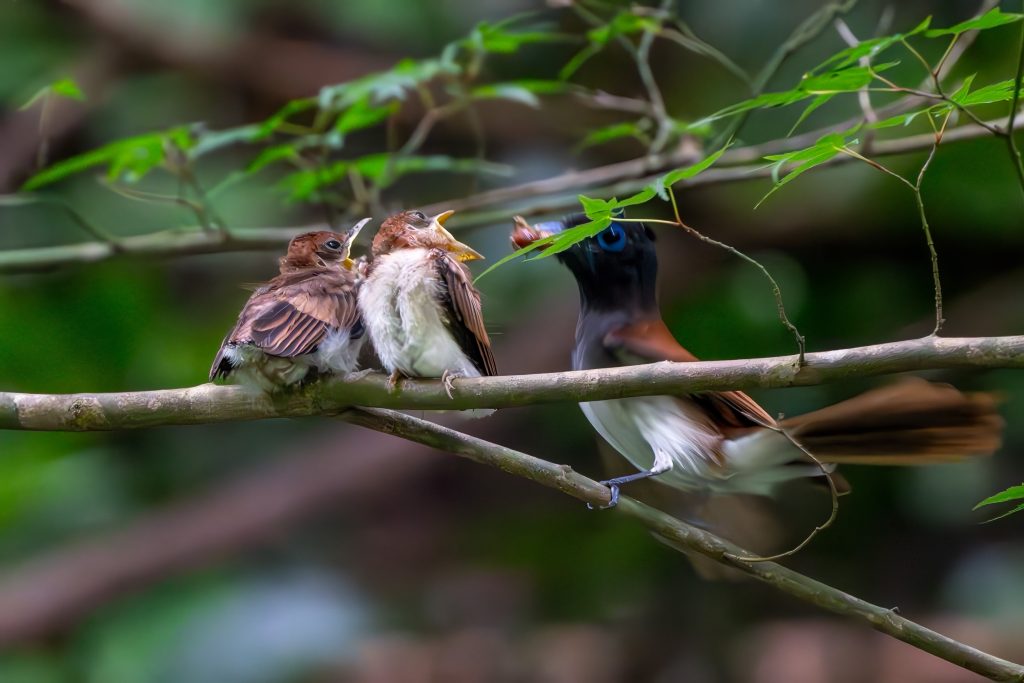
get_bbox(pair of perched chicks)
[210,210,496,393]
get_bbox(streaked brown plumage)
[210,223,369,391]
[359,210,496,393]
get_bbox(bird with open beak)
[511,213,1003,507]
[210,218,371,392]
[359,209,496,398]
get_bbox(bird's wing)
[248,270,360,358]
[433,251,497,376]
[603,318,776,431]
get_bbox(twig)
[1007,3,1024,199]
[3,117,1022,275]
[343,407,1024,682]
[1,336,1023,430]
[716,0,858,145]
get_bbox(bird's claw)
[387,370,403,393]
[586,482,620,510]
[441,370,459,400]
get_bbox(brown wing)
[209,270,360,380]
[433,251,497,376]
[603,318,776,432]
[251,270,360,357]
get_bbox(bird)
[511,213,1003,507]
[210,218,371,392]
[358,209,496,399]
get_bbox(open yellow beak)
[341,217,372,270]
[431,210,484,262]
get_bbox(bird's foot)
[387,370,404,393]
[342,368,374,382]
[585,467,668,511]
[586,482,621,510]
[440,369,461,400]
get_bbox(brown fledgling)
[358,209,496,402]
[210,219,370,392]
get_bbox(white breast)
[313,328,364,375]
[580,396,726,491]
[359,249,479,378]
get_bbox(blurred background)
[0,0,1022,681]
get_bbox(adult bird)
[210,219,371,391]
[511,213,1003,507]
[359,209,496,398]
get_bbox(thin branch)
[1,336,1023,431]
[1007,3,1024,198]
[3,117,1023,275]
[716,0,858,145]
[344,407,1024,682]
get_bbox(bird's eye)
[410,211,426,221]
[596,223,627,252]
[325,239,342,250]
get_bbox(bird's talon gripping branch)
[586,482,621,510]
[387,370,404,393]
[441,369,459,400]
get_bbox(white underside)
[581,396,825,495]
[223,328,364,392]
[359,248,480,378]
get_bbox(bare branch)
[345,408,1024,682]
[1,336,1022,431]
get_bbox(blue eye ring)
[596,223,627,252]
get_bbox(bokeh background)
[0,0,1022,681]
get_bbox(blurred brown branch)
[343,407,1024,681]
[3,115,1022,275]
[0,335,1022,431]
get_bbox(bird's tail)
[780,378,1004,465]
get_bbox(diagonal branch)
[344,407,1024,682]
[1,335,1022,431]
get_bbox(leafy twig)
[1007,3,1024,198]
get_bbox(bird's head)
[371,210,484,262]
[280,218,371,272]
[510,212,659,313]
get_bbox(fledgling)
[210,219,371,392]
[512,213,1004,506]
[359,209,497,401]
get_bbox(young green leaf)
[19,77,86,110]
[756,130,856,208]
[335,98,398,134]
[474,231,559,282]
[925,7,1024,37]
[576,120,651,151]
[659,145,729,188]
[471,80,568,108]
[974,484,1024,522]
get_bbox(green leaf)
[953,78,1021,106]
[869,107,932,129]
[246,143,300,174]
[255,98,316,138]
[788,94,835,135]
[19,77,86,110]
[756,130,856,208]
[801,61,899,94]
[811,18,929,74]
[319,58,460,112]
[974,484,1024,509]
[21,127,192,191]
[576,120,651,150]
[975,484,1024,522]
[534,216,612,258]
[188,124,262,159]
[925,7,1024,37]
[659,146,729,188]
[559,43,603,81]
[587,11,659,46]
[335,98,398,134]
[474,232,559,282]
[462,19,570,54]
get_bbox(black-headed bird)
[210,219,370,391]
[512,213,1003,506]
[359,209,496,397]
